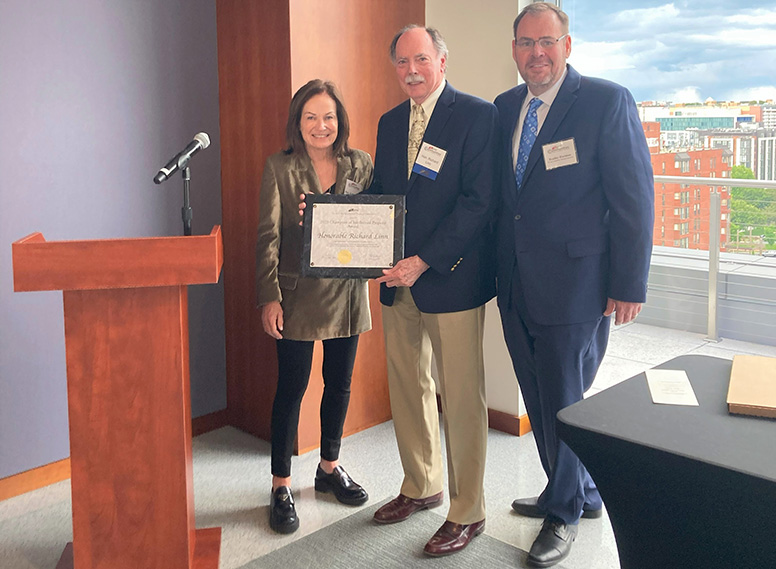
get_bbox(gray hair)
[389,24,449,66]
[513,2,570,38]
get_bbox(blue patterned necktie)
[514,97,543,190]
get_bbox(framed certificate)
[301,193,405,278]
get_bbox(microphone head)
[194,132,210,149]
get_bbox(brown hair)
[513,2,569,39]
[285,79,351,156]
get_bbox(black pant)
[270,335,359,478]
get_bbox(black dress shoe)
[527,517,578,568]
[512,496,602,519]
[314,465,368,506]
[269,486,299,534]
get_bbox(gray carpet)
[237,500,538,569]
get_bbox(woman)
[255,79,372,534]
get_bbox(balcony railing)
[649,175,776,345]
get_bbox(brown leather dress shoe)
[423,519,486,557]
[373,492,443,524]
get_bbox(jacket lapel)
[407,82,455,193]
[505,87,527,208]
[334,154,353,194]
[521,66,580,192]
[289,152,324,194]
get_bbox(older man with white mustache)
[366,25,500,558]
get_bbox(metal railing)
[652,175,776,342]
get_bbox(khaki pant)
[381,287,488,524]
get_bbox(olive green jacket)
[255,149,374,341]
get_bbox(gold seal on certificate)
[301,194,405,278]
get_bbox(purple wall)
[0,0,226,479]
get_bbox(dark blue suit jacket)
[370,83,499,313]
[494,65,654,326]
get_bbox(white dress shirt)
[512,68,568,171]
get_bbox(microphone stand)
[181,165,193,236]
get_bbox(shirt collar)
[411,78,447,118]
[525,67,567,110]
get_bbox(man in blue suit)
[494,4,654,567]
[369,25,499,557]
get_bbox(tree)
[729,165,776,250]
[731,165,754,180]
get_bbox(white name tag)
[412,142,447,180]
[344,179,363,195]
[542,138,578,170]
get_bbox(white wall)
[426,0,525,416]
[0,0,225,479]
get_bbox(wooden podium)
[12,227,224,569]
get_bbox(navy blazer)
[369,83,499,314]
[494,65,654,326]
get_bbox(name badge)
[344,179,363,195]
[412,142,447,180]
[542,138,578,170]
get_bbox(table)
[557,354,776,569]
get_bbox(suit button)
[514,214,521,220]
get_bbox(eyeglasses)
[514,34,568,51]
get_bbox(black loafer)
[512,496,602,519]
[314,465,368,506]
[527,517,578,568]
[269,486,299,534]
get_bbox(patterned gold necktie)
[408,103,426,178]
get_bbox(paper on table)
[645,369,699,406]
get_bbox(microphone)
[153,132,210,184]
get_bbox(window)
[693,158,701,170]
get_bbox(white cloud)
[658,86,703,103]
[571,41,636,74]
[727,86,776,101]
[566,0,776,102]
[612,4,680,27]
[698,28,776,48]
[727,9,776,26]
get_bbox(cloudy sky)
[562,1,776,103]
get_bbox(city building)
[646,121,732,251]
[763,104,776,129]
[758,137,776,181]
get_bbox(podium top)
[12,226,224,292]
